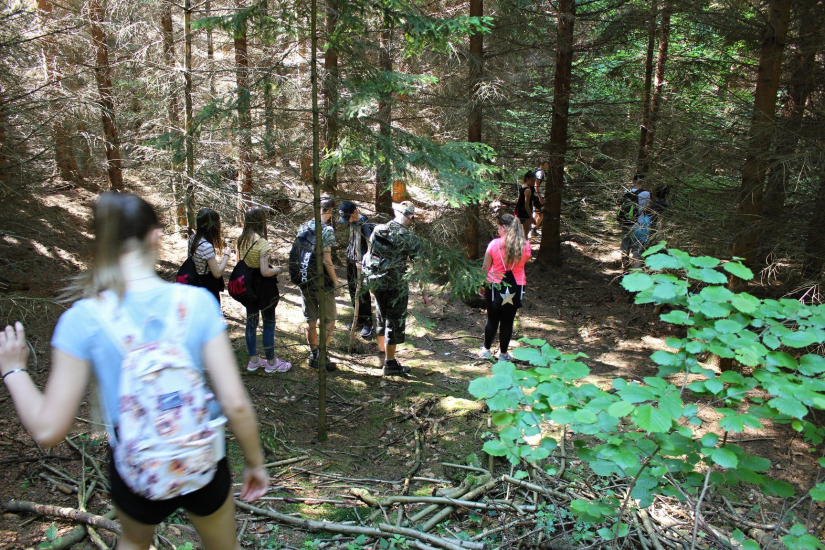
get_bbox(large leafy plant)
[469,244,825,548]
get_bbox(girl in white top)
[188,208,232,305]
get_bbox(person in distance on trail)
[532,161,549,237]
[515,170,536,239]
[295,196,340,372]
[479,213,531,361]
[237,207,291,373]
[618,174,644,272]
[338,201,374,338]
[188,208,233,305]
[363,201,432,377]
[0,192,268,550]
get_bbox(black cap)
[338,201,357,224]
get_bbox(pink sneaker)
[246,358,264,372]
[265,357,292,373]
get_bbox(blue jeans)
[245,305,275,361]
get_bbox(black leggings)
[484,288,518,353]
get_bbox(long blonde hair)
[62,192,161,301]
[238,208,267,254]
[498,213,525,266]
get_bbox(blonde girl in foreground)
[0,192,268,550]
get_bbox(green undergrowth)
[470,243,825,550]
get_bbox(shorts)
[301,288,337,322]
[373,286,409,346]
[109,453,231,525]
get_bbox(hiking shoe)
[324,360,338,372]
[308,351,320,369]
[499,352,514,362]
[309,352,337,372]
[360,325,374,338]
[246,358,264,372]
[383,359,411,377]
[479,347,492,359]
[265,357,292,373]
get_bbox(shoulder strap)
[241,238,260,263]
[497,242,513,272]
[96,286,187,354]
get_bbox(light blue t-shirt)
[51,284,226,436]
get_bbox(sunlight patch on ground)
[437,395,482,414]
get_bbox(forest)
[1,0,825,548]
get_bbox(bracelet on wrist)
[2,368,28,381]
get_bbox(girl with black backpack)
[479,213,531,361]
[0,192,268,550]
[189,208,232,304]
[237,208,291,373]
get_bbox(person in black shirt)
[515,171,536,238]
[338,201,374,338]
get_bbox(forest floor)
[0,181,821,549]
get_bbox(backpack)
[228,239,260,307]
[97,287,226,500]
[618,190,639,227]
[175,257,199,286]
[362,223,398,282]
[490,247,523,309]
[633,215,652,245]
[288,226,318,288]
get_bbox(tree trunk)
[234,0,253,208]
[261,0,275,158]
[184,0,196,229]
[537,0,575,266]
[161,3,187,232]
[730,0,792,279]
[761,0,821,221]
[641,0,671,174]
[322,0,339,191]
[375,25,393,216]
[88,0,124,190]
[38,0,81,183]
[309,0,328,441]
[462,0,483,259]
[636,0,657,175]
[0,90,8,186]
[206,0,215,98]
[803,178,825,277]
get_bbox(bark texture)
[89,0,123,190]
[538,0,576,266]
[636,0,657,175]
[640,0,672,175]
[731,0,792,277]
[463,0,483,259]
[234,0,253,207]
[375,25,393,216]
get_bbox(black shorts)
[109,452,231,525]
[373,286,409,346]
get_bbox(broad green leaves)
[469,247,825,545]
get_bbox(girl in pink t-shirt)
[479,214,531,361]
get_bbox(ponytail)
[498,213,525,266]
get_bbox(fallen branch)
[234,500,481,550]
[1,500,121,534]
[500,475,569,501]
[47,510,117,550]
[262,455,309,468]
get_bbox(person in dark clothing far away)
[338,201,374,338]
[532,161,549,237]
[515,171,536,238]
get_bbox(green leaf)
[642,242,667,257]
[763,479,795,497]
[700,302,731,318]
[468,377,501,399]
[799,354,825,375]
[661,310,692,325]
[715,319,743,333]
[742,541,760,550]
[711,447,738,468]
[491,412,514,426]
[691,256,721,269]
[645,253,681,270]
[482,439,509,457]
[619,383,657,403]
[768,397,809,419]
[701,433,719,447]
[591,460,620,476]
[652,283,679,301]
[810,482,825,501]
[766,351,797,369]
[574,409,598,424]
[622,272,654,292]
[719,415,746,433]
[659,392,684,419]
[781,331,818,348]
[46,524,58,542]
[633,405,672,433]
[704,378,724,394]
[731,293,760,314]
[700,286,734,302]
[688,268,728,284]
[607,401,635,418]
[723,262,754,280]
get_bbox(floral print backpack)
[97,287,227,500]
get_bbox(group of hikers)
[0,165,651,548]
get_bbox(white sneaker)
[246,358,264,372]
[499,352,514,362]
[479,347,492,359]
